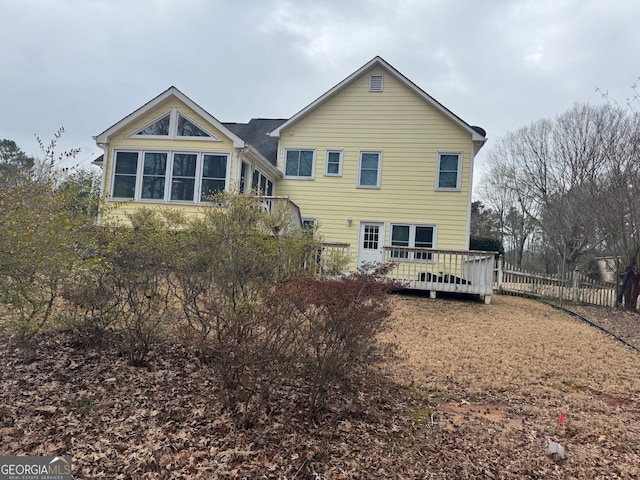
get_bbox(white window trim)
[357,150,382,189]
[324,149,343,176]
[139,150,170,201]
[111,149,230,203]
[126,108,221,141]
[195,152,231,203]
[435,152,462,191]
[283,148,316,180]
[111,149,140,200]
[302,218,317,230]
[389,223,437,262]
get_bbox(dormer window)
[369,75,383,92]
[131,109,218,140]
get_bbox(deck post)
[484,294,492,305]
[429,290,436,299]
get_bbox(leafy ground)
[1,294,640,478]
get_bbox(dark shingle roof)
[223,118,287,166]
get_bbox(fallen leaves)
[1,294,640,478]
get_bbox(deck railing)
[256,196,302,229]
[383,247,498,303]
[313,242,352,278]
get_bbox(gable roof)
[93,86,246,148]
[224,118,287,165]
[268,56,487,144]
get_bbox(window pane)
[390,225,409,258]
[266,180,273,196]
[252,170,259,190]
[177,115,210,137]
[142,177,165,199]
[415,226,433,247]
[360,170,378,186]
[202,155,227,179]
[143,153,167,175]
[260,175,267,193]
[171,178,195,201]
[112,176,136,198]
[201,179,226,200]
[286,150,313,177]
[391,225,410,246]
[440,154,459,171]
[361,153,379,169]
[327,151,341,175]
[285,150,299,176]
[240,162,249,192]
[328,151,340,163]
[115,152,138,174]
[363,225,379,249]
[439,172,458,189]
[172,154,197,177]
[327,163,339,174]
[137,115,170,135]
[299,151,313,176]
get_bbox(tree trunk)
[623,275,640,313]
[617,247,640,311]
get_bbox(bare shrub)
[171,193,318,425]
[291,262,400,410]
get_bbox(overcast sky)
[2,0,639,193]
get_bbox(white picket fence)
[498,263,618,307]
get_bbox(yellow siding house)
[94,57,490,297]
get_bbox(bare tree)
[596,109,640,310]
[482,104,615,272]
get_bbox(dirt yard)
[1,293,639,478]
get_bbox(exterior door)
[358,222,385,267]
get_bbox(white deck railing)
[383,247,498,303]
[256,196,302,229]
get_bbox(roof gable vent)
[369,74,383,92]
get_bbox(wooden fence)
[498,263,618,307]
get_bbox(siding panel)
[277,66,475,267]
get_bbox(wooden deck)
[383,247,498,303]
[316,244,499,304]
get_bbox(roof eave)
[268,56,483,140]
[245,145,282,179]
[94,86,246,148]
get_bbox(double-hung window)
[436,153,462,190]
[325,150,342,176]
[201,154,227,201]
[171,153,197,201]
[284,149,315,178]
[358,151,381,188]
[112,151,139,198]
[111,150,229,202]
[390,224,435,261]
[141,152,168,200]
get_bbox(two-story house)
[94,56,493,301]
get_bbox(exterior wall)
[101,97,240,223]
[275,66,474,268]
